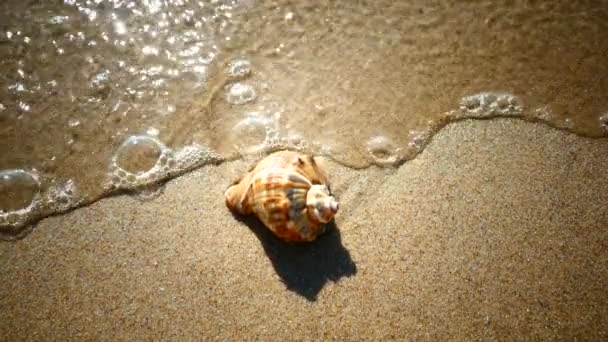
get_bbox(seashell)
[225,151,339,242]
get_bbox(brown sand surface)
[1,119,607,340]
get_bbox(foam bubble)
[43,179,80,213]
[231,115,275,154]
[109,134,172,189]
[0,168,81,238]
[532,106,555,121]
[226,59,252,79]
[0,169,40,213]
[460,92,522,118]
[48,15,69,25]
[366,135,399,165]
[115,135,164,174]
[226,82,256,105]
[173,144,223,170]
[408,129,433,153]
[109,134,222,191]
[90,69,111,93]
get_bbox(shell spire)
[306,184,339,224]
[225,151,338,242]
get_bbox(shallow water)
[1,0,607,238]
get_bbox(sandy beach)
[1,118,606,340]
[1,0,608,340]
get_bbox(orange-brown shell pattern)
[225,151,338,242]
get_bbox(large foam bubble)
[108,133,223,191]
[0,169,80,239]
[0,169,40,213]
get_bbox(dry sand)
[1,118,607,340]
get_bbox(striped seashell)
[225,151,338,242]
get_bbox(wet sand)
[1,118,607,340]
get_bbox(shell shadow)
[231,212,357,301]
